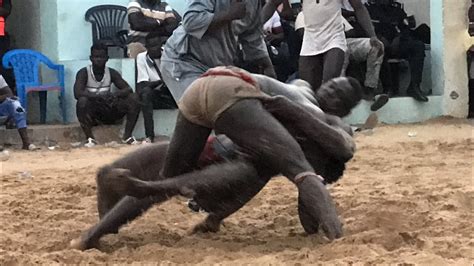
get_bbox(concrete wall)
[399,0,430,26]
[430,0,472,118]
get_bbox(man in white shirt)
[136,32,177,143]
[298,0,379,92]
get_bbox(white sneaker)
[84,138,97,148]
[28,144,40,151]
[122,136,139,145]
[142,137,153,145]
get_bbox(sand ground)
[0,118,473,265]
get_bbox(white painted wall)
[398,0,430,26]
[440,0,472,117]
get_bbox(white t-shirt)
[136,51,161,83]
[295,11,305,30]
[300,0,347,56]
[263,11,282,33]
[296,12,354,32]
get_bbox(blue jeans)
[0,97,27,128]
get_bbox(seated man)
[70,76,361,250]
[127,0,180,58]
[0,75,36,150]
[366,0,428,102]
[74,43,141,147]
[136,32,177,144]
[341,15,389,111]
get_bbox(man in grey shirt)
[160,0,281,101]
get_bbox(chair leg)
[39,91,47,124]
[61,90,67,124]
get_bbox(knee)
[11,100,27,128]
[76,97,89,110]
[139,87,153,100]
[96,165,113,189]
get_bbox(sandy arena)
[0,118,472,265]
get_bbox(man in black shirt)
[366,0,428,102]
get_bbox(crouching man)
[74,43,141,147]
[0,75,36,150]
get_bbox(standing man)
[0,75,36,150]
[298,0,379,92]
[127,0,181,58]
[160,0,280,102]
[136,32,177,144]
[74,43,141,147]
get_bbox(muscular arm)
[73,69,96,100]
[264,96,355,162]
[348,0,376,38]
[0,86,13,102]
[128,12,178,36]
[279,0,294,21]
[261,0,282,23]
[110,69,132,98]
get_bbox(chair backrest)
[2,49,59,86]
[85,5,128,44]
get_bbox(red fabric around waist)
[201,67,257,87]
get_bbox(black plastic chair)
[85,5,128,57]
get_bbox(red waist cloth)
[201,66,257,87]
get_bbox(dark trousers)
[76,94,140,140]
[299,48,345,92]
[399,39,425,86]
[381,37,426,94]
[136,86,177,140]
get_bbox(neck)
[92,65,105,75]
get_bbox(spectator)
[74,43,141,147]
[366,0,428,102]
[0,75,36,150]
[0,0,13,89]
[263,10,291,81]
[136,32,177,144]
[127,0,181,58]
[298,0,378,92]
[341,17,389,111]
[160,0,280,102]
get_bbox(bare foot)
[191,215,222,234]
[70,233,98,251]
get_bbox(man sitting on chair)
[74,43,141,147]
[136,32,177,144]
[0,74,36,150]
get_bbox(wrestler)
[70,76,362,250]
[160,67,353,238]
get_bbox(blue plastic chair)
[2,49,67,124]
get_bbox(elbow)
[339,142,356,162]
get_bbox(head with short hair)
[145,32,165,59]
[90,42,109,69]
[315,77,363,117]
